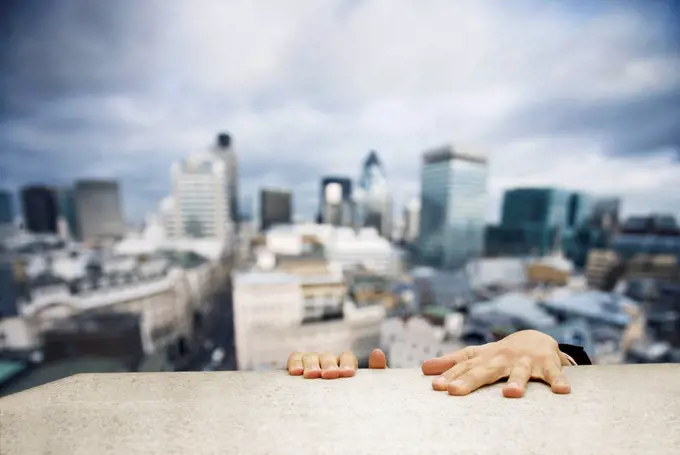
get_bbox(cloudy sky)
[1,0,679,224]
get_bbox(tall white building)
[170,133,238,241]
[402,198,421,243]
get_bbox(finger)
[368,349,387,369]
[543,361,571,394]
[432,360,474,391]
[448,358,506,396]
[503,357,532,398]
[320,352,340,379]
[302,352,321,379]
[422,346,477,376]
[287,352,304,375]
[338,352,358,377]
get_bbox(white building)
[380,314,465,368]
[402,198,420,243]
[232,269,385,371]
[325,227,399,275]
[158,197,176,238]
[265,228,304,256]
[170,134,238,241]
[263,224,400,275]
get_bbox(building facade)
[590,197,621,231]
[74,180,125,241]
[20,186,59,234]
[260,188,292,232]
[0,190,14,239]
[56,187,79,239]
[418,145,488,269]
[325,227,400,275]
[171,134,238,241]
[356,151,392,238]
[402,198,421,243]
[0,254,20,318]
[487,187,594,258]
[232,268,384,371]
[0,189,14,225]
[319,176,353,226]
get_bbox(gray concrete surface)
[1,365,679,454]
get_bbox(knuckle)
[495,346,515,359]
[535,354,553,365]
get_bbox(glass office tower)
[418,146,488,269]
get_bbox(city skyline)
[1,0,679,224]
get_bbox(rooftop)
[471,292,557,328]
[1,366,678,454]
[232,270,301,286]
[543,290,635,327]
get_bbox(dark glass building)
[0,255,20,318]
[418,146,488,269]
[0,189,14,225]
[20,185,59,234]
[260,188,293,231]
[487,187,595,258]
[611,215,680,260]
[56,187,79,239]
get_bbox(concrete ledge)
[1,365,679,454]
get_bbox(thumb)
[368,349,388,369]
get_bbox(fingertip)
[552,382,571,394]
[368,349,387,369]
[288,366,303,376]
[303,368,321,379]
[421,360,445,376]
[503,384,525,398]
[432,376,448,391]
[447,380,468,396]
[339,367,356,378]
[321,368,340,380]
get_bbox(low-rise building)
[232,262,385,370]
[380,314,465,368]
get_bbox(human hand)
[421,330,571,398]
[287,349,387,379]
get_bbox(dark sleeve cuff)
[558,344,592,365]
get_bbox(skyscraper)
[418,145,488,269]
[74,180,125,241]
[590,197,620,231]
[56,187,79,239]
[402,198,421,243]
[319,176,352,226]
[0,254,20,318]
[214,133,239,228]
[171,133,238,240]
[0,189,14,239]
[0,189,14,225]
[260,188,293,231]
[357,151,392,238]
[20,185,59,234]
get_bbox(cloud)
[0,0,679,224]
